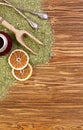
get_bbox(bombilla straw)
[2,0,38,29]
[18,8,48,20]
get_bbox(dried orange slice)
[12,64,33,81]
[8,49,29,70]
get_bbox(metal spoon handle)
[3,0,38,29]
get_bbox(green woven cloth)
[0,0,53,99]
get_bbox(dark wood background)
[0,0,83,129]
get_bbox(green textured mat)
[0,0,53,99]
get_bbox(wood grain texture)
[0,0,83,129]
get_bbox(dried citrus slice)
[8,49,29,70]
[12,64,33,81]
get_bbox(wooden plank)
[0,0,83,129]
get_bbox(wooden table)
[0,0,83,129]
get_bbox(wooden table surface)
[0,0,83,129]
